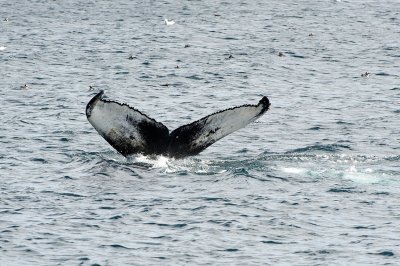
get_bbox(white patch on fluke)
[88,100,147,147]
[186,103,267,153]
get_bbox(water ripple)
[1,0,400,265]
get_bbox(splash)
[131,154,214,174]
[133,154,171,168]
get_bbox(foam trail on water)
[343,166,383,184]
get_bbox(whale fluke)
[86,91,270,158]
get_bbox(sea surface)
[1,0,400,265]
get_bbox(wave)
[287,143,352,153]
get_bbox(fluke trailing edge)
[86,91,270,158]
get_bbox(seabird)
[165,19,175,26]
[361,72,370,77]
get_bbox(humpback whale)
[86,91,270,158]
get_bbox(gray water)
[1,0,400,265]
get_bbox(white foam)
[281,167,306,174]
[343,166,383,184]
[0,46,6,51]
[134,154,170,168]
[132,155,217,175]
[152,156,170,168]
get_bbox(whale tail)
[86,91,270,158]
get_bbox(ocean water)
[1,0,400,265]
